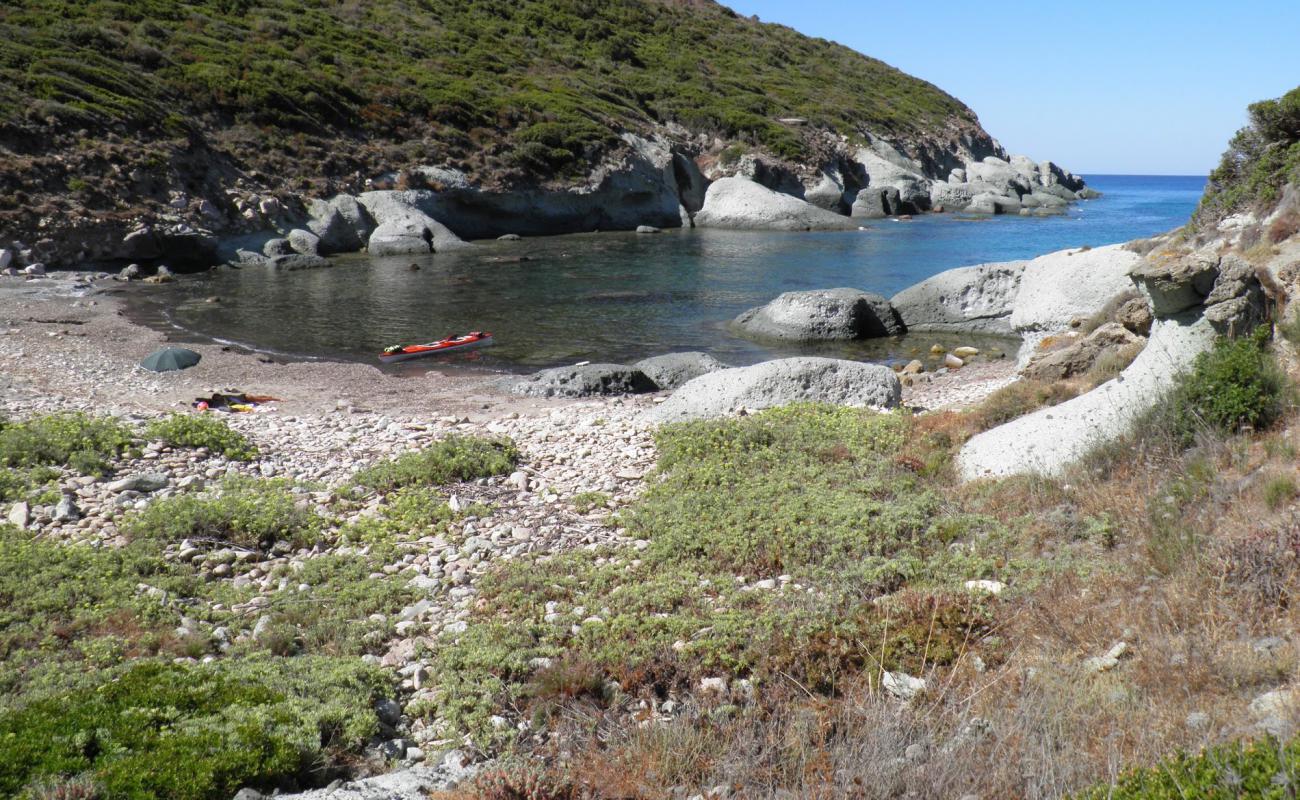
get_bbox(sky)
[724,0,1300,175]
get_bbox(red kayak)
[378,331,493,363]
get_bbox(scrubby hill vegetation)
[0,0,987,225]
[1197,85,1300,226]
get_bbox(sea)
[141,175,1207,371]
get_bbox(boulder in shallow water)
[647,357,902,423]
[269,254,332,271]
[734,288,903,341]
[307,194,375,254]
[633,352,728,390]
[694,177,853,231]
[263,238,294,257]
[359,191,467,255]
[287,228,320,256]
[890,260,1026,334]
[511,364,657,398]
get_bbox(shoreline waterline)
[136,174,1204,371]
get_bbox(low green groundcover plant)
[0,411,134,480]
[0,657,392,800]
[351,435,519,491]
[1079,735,1300,799]
[145,413,258,461]
[422,405,1027,743]
[125,476,321,551]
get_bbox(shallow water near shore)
[142,174,1204,371]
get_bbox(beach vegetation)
[145,413,258,461]
[124,476,322,551]
[350,435,518,492]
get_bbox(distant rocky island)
[0,0,1093,273]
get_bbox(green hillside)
[0,0,982,180]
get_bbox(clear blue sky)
[725,0,1300,176]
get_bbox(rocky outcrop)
[357,192,468,255]
[307,194,375,254]
[890,261,1026,334]
[958,313,1216,479]
[510,364,657,398]
[647,358,902,423]
[1130,250,1265,335]
[414,134,687,239]
[1021,322,1145,382]
[1009,245,1143,336]
[633,352,728,390]
[694,177,856,231]
[931,155,1090,216]
[733,289,903,341]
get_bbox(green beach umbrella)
[141,347,201,372]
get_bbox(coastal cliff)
[0,0,1090,270]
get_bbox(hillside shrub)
[351,435,518,491]
[0,658,391,800]
[145,414,257,461]
[1077,735,1300,799]
[124,476,321,550]
[1149,329,1288,447]
[1198,85,1300,224]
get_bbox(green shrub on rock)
[145,413,257,461]
[351,435,518,492]
[124,476,321,550]
[1150,329,1288,447]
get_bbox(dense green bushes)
[1078,735,1300,799]
[124,476,321,550]
[0,658,391,800]
[145,413,257,461]
[351,435,518,492]
[1198,85,1300,224]
[0,0,979,174]
[1149,329,1288,447]
[0,412,134,479]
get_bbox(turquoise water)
[149,175,1206,370]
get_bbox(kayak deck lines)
[378,331,493,363]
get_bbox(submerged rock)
[647,357,902,423]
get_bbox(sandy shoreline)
[0,270,1016,422]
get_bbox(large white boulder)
[1009,244,1143,334]
[694,177,853,231]
[307,194,375,254]
[890,261,1027,334]
[733,288,903,341]
[958,313,1216,480]
[647,357,902,423]
[358,191,467,255]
